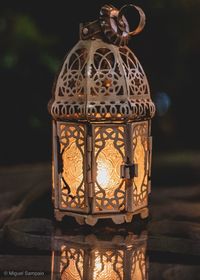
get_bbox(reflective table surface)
[0,160,200,279]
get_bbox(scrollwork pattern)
[93,250,124,280]
[131,246,147,280]
[94,126,126,212]
[119,47,149,96]
[60,246,84,280]
[58,124,86,211]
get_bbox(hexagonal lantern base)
[54,207,149,226]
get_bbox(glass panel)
[58,123,86,211]
[94,126,125,212]
[96,139,121,195]
[62,137,83,196]
[60,246,83,280]
[92,250,124,280]
[132,122,149,208]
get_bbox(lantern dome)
[49,5,155,122]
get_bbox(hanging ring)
[118,4,146,37]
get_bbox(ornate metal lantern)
[48,4,155,226]
[51,227,148,280]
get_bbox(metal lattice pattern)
[50,40,155,121]
[131,247,147,280]
[132,123,149,207]
[87,46,127,120]
[90,48,123,97]
[93,126,126,212]
[119,47,155,121]
[52,46,88,119]
[93,249,124,280]
[58,124,86,211]
[119,47,149,96]
[60,246,84,280]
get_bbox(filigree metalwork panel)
[89,48,124,97]
[51,233,148,280]
[92,249,124,280]
[57,123,87,212]
[93,125,126,212]
[130,246,147,280]
[86,45,128,120]
[52,44,88,119]
[132,122,149,209]
[119,47,155,120]
[60,245,84,280]
[119,47,149,97]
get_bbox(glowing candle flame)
[97,158,111,188]
[96,140,121,197]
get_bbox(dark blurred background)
[0,0,200,166]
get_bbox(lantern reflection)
[51,229,148,280]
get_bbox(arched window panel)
[92,125,126,213]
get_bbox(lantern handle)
[118,4,146,37]
[81,4,146,45]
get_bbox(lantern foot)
[125,213,133,223]
[54,209,63,222]
[140,207,149,219]
[112,216,125,224]
[75,217,85,225]
[85,216,98,226]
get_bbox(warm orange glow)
[133,135,145,193]
[62,138,83,197]
[103,79,112,88]
[132,124,149,206]
[94,127,125,212]
[131,260,144,280]
[96,159,110,188]
[131,250,146,280]
[60,247,83,280]
[93,250,123,280]
[59,124,85,209]
[52,238,148,280]
[96,139,122,197]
